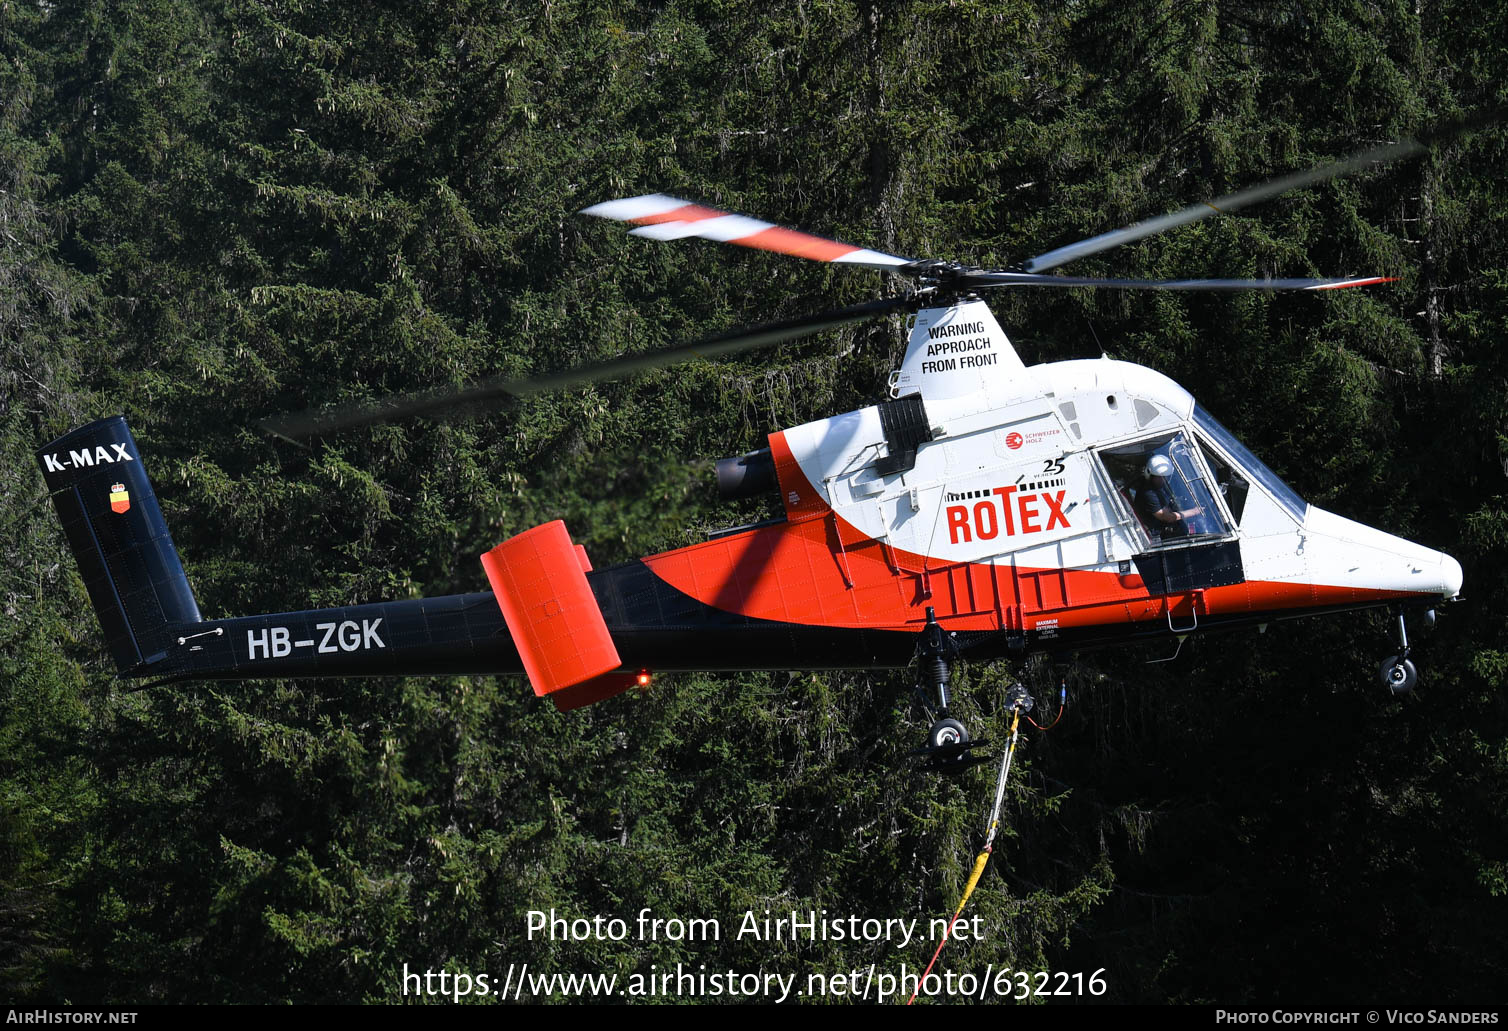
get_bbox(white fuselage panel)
[776,354,1461,602]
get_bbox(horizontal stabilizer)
[547,672,641,711]
[481,521,621,705]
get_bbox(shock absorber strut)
[918,606,954,715]
[911,608,991,772]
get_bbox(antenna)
[1085,319,1107,358]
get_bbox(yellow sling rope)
[906,708,1022,1005]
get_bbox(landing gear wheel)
[1380,655,1418,696]
[912,717,988,774]
[928,718,969,750]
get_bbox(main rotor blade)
[1024,105,1508,273]
[583,194,914,269]
[260,296,912,440]
[957,271,1396,292]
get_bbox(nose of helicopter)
[1303,507,1463,601]
[1441,553,1464,599]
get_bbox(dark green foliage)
[2,0,1505,1004]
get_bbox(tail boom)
[36,418,928,697]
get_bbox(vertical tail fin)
[38,416,202,674]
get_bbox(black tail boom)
[39,416,921,696]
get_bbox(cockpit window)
[1196,440,1250,524]
[1192,405,1308,522]
[1099,432,1227,546]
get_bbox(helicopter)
[37,122,1475,771]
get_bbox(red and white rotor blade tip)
[1301,276,1397,291]
[582,194,912,269]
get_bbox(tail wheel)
[1380,655,1418,696]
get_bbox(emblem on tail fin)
[109,482,130,514]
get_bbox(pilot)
[1135,453,1205,539]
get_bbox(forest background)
[2,0,1506,1005]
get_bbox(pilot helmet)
[1146,454,1175,479]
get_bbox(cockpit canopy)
[1192,404,1307,522]
[1095,405,1308,549]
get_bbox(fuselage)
[635,308,1462,663]
[41,303,1462,708]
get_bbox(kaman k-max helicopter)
[39,123,1477,769]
